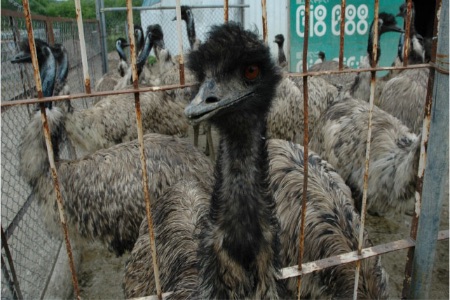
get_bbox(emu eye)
[244,64,260,81]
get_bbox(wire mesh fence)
[1,9,102,299]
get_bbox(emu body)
[124,22,388,299]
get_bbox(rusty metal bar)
[261,0,268,44]
[338,0,346,70]
[1,83,198,108]
[125,0,162,299]
[175,0,185,85]
[224,0,229,22]
[402,0,413,67]
[45,19,55,45]
[281,230,449,280]
[353,2,379,299]
[1,226,23,300]
[402,0,442,296]
[74,0,92,93]
[297,0,310,299]
[21,1,80,298]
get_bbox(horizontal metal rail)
[101,4,249,13]
[0,83,198,108]
[1,9,97,23]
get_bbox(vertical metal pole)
[353,2,379,299]
[21,1,80,298]
[338,0,346,70]
[96,0,108,74]
[224,0,229,22]
[297,0,310,299]
[75,0,92,93]
[409,1,448,298]
[402,0,442,296]
[261,0,268,44]
[402,0,413,67]
[125,0,163,299]
[175,0,185,85]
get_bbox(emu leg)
[193,124,200,147]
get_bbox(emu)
[274,34,287,69]
[15,40,213,256]
[349,13,403,103]
[376,4,429,134]
[14,38,189,156]
[124,22,388,299]
[309,94,421,216]
[94,37,130,95]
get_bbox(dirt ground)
[76,127,449,299]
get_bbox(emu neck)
[277,44,286,66]
[185,16,197,50]
[211,113,278,276]
[58,50,69,82]
[116,43,127,62]
[41,51,57,98]
[367,30,381,66]
[136,37,153,75]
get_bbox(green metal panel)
[289,0,405,72]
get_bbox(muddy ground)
[76,126,449,299]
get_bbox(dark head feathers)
[378,12,398,31]
[274,34,284,45]
[187,22,280,85]
[147,24,164,41]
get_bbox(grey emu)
[274,34,287,69]
[114,25,154,90]
[14,36,189,156]
[376,4,429,134]
[268,75,338,144]
[94,37,130,94]
[123,22,388,299]
[310,94,421,216]
[16,40,213,256]
[349,13,403,103]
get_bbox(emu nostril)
[205,96,219,104]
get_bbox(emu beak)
[11,51,31,63]
[185,78,255,124]
[122,42,130,48]
[381,24,404,34]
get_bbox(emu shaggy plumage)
[124,22,388,299]
[20,109,212,256]
[310,94,421,216]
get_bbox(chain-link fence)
[1,10,102,299]
[101,5,244,69]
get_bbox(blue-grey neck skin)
[116,40,128,62]
[135,26,144,55]
[185,11,197,50]
[41,46,57,98]
[137,33,152,69]
[55,46,69,84]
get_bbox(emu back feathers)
[123,139,388,299]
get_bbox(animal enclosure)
[1,0,448,299]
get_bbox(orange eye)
[244,64,260,81]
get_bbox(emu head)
[273,34,285,47]
[185,22,281,130]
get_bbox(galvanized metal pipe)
[95,0,108,74]
[74,0,92,93]
[101,4,249,12]
[401,0,442,297]
[353,2,379,299]
[21,0,80,298]
[409,0,448,298]
[297,0,310,299]
[125,0,162,299]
